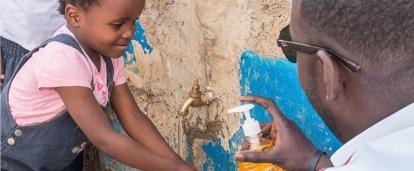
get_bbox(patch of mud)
[183,114,223,142]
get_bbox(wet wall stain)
[183,117,223,142]
[182,114,223,164]
[200,50,342,171]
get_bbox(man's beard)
[303,78,343,142]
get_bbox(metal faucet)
[178,79,215,116]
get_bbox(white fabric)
[326,103,414,171]
[0,0,65,50]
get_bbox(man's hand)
[235,96,325,171]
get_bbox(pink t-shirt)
[9,26,127,126]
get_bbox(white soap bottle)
[228,104,284,171]
[228,104,261,150]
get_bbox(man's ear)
[316,50,342,102]
[65,4,81,27]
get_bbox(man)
[235,0,414,170]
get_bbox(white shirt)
[326,103,414,171]
[0,0,65,50]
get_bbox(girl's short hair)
[58,0,101,15]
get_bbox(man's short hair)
[300,0,414,73]
[299,0,414,106]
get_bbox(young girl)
[1,0,195,170]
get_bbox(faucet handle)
[189,78,202,97]
[193,78,199,86]
[192,78,200,89]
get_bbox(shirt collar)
[54,25,76,37]
[330,102,414,166]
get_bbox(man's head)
[290,0,414,142]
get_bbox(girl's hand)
[56,86,190,170]
[234,96,320,171]
[241,122,276,151]
[260,122,277,141]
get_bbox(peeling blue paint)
[201,50,342,171]
[202,138,236,171]
[122,21,153,64]
[201,129,244,171]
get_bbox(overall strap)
[103,56,115,100]
[3,34,85,91]
[1,34,113,126]
[1,34,89,144]
[52,34,115,90]
[4,33,115,97]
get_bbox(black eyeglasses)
[277,25,361,72]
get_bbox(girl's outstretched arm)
[56,86,194,171]
[110,83,183,160]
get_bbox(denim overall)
[1,34,114,171]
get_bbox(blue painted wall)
[122,21,153,65]
[201,50,342,171]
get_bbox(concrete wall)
[95,0,342,170]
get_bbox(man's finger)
[235,150,276,164]
[259,122,272,129]
[240,96,287,124]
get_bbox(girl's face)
[72,0,145,58]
